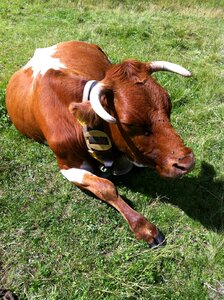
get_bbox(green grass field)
[0,0,223,299]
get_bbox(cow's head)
[71,59,195,179]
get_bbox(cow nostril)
[172,163,187,171]
[172,153,195,173]
[178,156,187,161]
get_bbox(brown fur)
[6,41,195,246]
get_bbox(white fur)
[60,168,91,184]
[24,45,66,79]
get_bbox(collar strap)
[82,80,114,168]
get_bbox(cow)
[6,41,195,248]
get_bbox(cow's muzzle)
[157,151,195,179]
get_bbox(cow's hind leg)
[61,168,166,248]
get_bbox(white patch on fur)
[24,45,66,79]
[60,168,91,184]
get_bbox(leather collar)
[82,80,114,168]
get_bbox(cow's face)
[70,60,195,179]
[103,60,195,179]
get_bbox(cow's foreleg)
[61,168,165,248]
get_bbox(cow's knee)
[60,167,118,202]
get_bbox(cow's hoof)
[148,230,166,249]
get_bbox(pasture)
[0,0,223,299]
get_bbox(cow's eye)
[144,130,150,136]
[144,126,151,136]
[122,123,151,137]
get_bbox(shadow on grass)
[114,161,224,232]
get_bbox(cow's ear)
[99,87,116,114]
[69,101,100,127]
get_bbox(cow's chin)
[130,161,186,179]
[131,162,189,179]
[128,152,195,179]
[155,151,195,179]
[155,165,191,180]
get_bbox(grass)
[0,0,224,299]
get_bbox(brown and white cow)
[6,41,195,248]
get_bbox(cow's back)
[6,41,111,142]
[54,41,111,79]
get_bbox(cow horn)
[89,82,117,123]
[149,61,192,77]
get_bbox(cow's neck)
[81,80,133,177]
[82,80,115,173]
